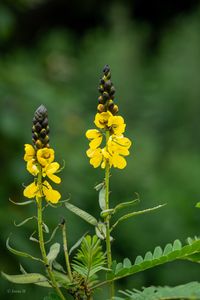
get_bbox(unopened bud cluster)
[32,105,50,149]
[97,65,119,115]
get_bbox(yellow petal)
[24,144,35,162]
[37,148,55,166]
[90,155,102,168]
[42,181,61,203]
[44,162,61,184]
[27,159,39,176]
[86,129,101,139]
[112,154,127,169]
[23,181,38,198]
[89,136,103,149]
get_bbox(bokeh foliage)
[1,1,200,299]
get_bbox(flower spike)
[86,65,132,169]
[24,105,61,203]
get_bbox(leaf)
[52,270,72,289]
[98,185,106,210]
[19,265,52,287]
[69,232,88,256]
[72,235,106,285]
[9,198,34,206]
[43,222,49,233]
[111,204,166,231]
[1,271,49,285]
[117,282,200,300]
[113,197,140,215]
[107,237,200,282]
[65,202,98,226]
[14,216,37,227]
[29,231,39,243]
[45,225,60,244]
[52,261,66,273]
[6,236,43,262]
[47,243,60,267]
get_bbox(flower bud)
[32,105,50,149]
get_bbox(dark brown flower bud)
[97,104,105,113]
[32,105,50,149]
[110,104,119,115]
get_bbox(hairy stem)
[61,220,73,281]
[37,168,66,300]
[105,130,114,299]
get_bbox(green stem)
[37,168,66,300]
[61,220,73,281]
[105,130,114,299]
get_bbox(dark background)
[1,0,200,299]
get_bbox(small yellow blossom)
[94,111,112,129]
[108,135,131,156]
[24,144,35,162]
[23,180,61,203]
[107,115,126,135]
[27,159,39,176]
[86,129,103,149]
[86,147,111,169]
[43,162,61,184]
[37,148,55,166]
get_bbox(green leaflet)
[65,202,98,226]
[111,204,166,231]
[1,271,49,285]
[113,197,140,214]
[108,238,200,281]
[14,216,37,227]
[19,265,52,287]
[6,236,43,263]
[116,282,200,300]
[9,198,34,206]
[72,235,107,284]
[69,232,88,255]
[47,243,60,268]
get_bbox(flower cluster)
[23,105,61,203]
[86,66,131,169]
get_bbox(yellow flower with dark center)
[37,148,55,167]
[85,129,103,149]
[24,144,35,162]
[94,111,112,129]
[27,159,39,176]
[86,147,111,169]
[107,115,126,135]
[23,180,61,203]
[43,162,61,184]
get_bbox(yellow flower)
[85,129,103,149]
[24,144,35,162]
[86,147,111,168]
[107,135,132,169]
[27,159,39,176]
[42,181,61,203]
[108,135,131,156]
[94,111,112,129]
[37,148,55,166]
[107,115,126,135]
[23,181,42,199]
[23,180,61,203]
[43,162,61,184]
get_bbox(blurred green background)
[1,0,200,299]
